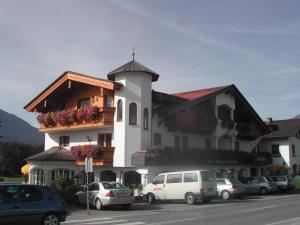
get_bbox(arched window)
[129,102,137,125]
[117,99,123,121]
[143,108,148,130]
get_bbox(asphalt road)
[63,192,300,225]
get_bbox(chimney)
[266,117,272,124]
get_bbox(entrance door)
[164,173,183,199]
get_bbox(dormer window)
[129,102,137,125]
[77,98,90,108]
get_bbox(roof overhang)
[157,84,268,133]
[24,71,122,112]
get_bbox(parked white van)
[142,170,217,204]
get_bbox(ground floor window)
[51,169,74,182]
[31,168,44,185]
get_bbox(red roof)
[173,86,228,100]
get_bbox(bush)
[51,176,82,204]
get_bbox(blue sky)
[1,0,300,127]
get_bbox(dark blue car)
[0,183,67,225]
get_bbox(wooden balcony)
[75,147,114,167]
[38,107,115,132]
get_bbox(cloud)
[111,0,300,80]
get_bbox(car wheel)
[95,198,103,210]
[147,193,156,204]
[221,190,231,200]
[260,187,268,195]
[41,213,60,225]
[185,193,195,205]
[121,204,131,210]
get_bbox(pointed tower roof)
[107,59,159,82]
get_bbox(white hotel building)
[25,58,271,187]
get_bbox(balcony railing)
[70,145,114,166]
[37,106,115,132]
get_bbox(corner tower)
[108,57,159,167]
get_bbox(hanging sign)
[85,157,93,173]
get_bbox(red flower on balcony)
[43,112,56,127]
[70,145,101,160]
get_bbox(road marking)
[116,222,145,225]
[148,218,197,225]
[263,216,300,225]
[257,194,299,201]
[63,217,112,223]
[82,219,127,224]
[241,205,278,213]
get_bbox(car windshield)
[266,177,275,182]
[102,182,127,190]
[273,176,286,181]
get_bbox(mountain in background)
[294,114,300,119]
[0,108,43,145]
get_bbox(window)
[182,136,189,150]
[153,133,162,146]
[166,174,182,183]
[152,174,165,184]
[292,144,296,157]
[51,169,74,182]
[216,179,226,185]
[129,102,137,125]
[20,186,43,202]
[218,105,231,120]
[33,169,44,185]
[272,144,280,157]
[89,183,99,191]
[102,182,126,190]
[206,138,211,150]
[77,98,90,108]
[106,134,112,147]
[117,100,123,122]
[0,186,19,204]
[143,108,148,130]
[184,173,198,182]
[104,95,113,108]
[59,136,69,147]
[98,133,112,147]
[174,135,181,149]
[235,141,240,152]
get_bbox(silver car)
[270,176,289,192]
[240,176,278,195]
[76,182,134,210]
[216,178,245,200]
